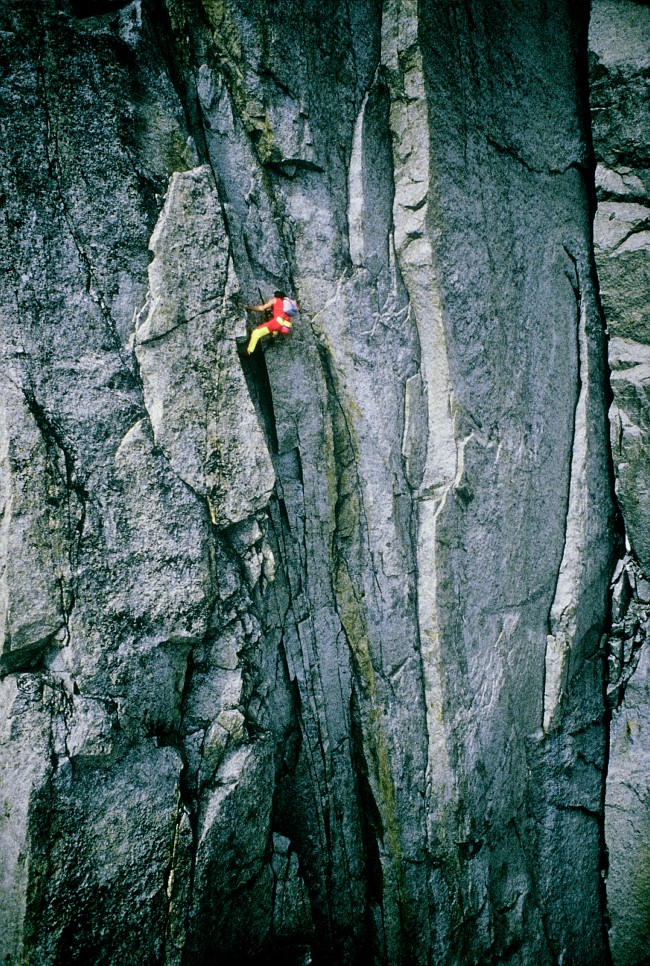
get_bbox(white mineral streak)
[347,89,369,269]
[382,0,459,849]
[544,294,589,732]
[135,165,274,527]
[382,5,456,492]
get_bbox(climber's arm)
[245,298,275,312]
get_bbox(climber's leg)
[247,324,271,354]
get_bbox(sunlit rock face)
[0,1,620,963]
[590,3,650,965]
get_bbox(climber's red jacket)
[272,296,291,324]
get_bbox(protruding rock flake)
[0,377,79,672]
[135,165,275,528]
[0,0,645,963]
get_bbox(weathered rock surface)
[134,164,275,528]
[0,4,296,961]
[590,2,650,963]
[0,0,638,963]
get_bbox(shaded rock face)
[589,2,650,964]
[0,1,621,964]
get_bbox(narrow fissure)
[239,347,280,457]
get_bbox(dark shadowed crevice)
[579,9,629,943]
[235,348,326,958]
[585,252,624,966]
[349,684,387,958]
[0,640,58,677]
[239,347,280,457]
[238,340,377,963]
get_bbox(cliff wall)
[0,1,643,963]
[590,2,650,964]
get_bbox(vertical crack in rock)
[384,1,614,962]
[382,0,460,901]
[161,796,194,964]
[526,246,613,964]
[192,53,294,293]
[318,339,409,961]
[134,164,275,525]
[606,553,649,711]
[543,249,585,732]
[589,2,650,961]
[241,339,375,960]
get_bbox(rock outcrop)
[590,2,650,964]
[0,1,642,964]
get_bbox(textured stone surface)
[591,0,650,578]
[0,675,53,958]
[590,2,650,963]
[134,164,275,528]
[606,638,650,966]
[0,378,78,670]
[0,3,286,961]
[0,0,627,963]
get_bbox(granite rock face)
[590,3,650,964]
[0,1,628,963]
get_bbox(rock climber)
[244,290,297,355]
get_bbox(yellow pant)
[246,318,292,354]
